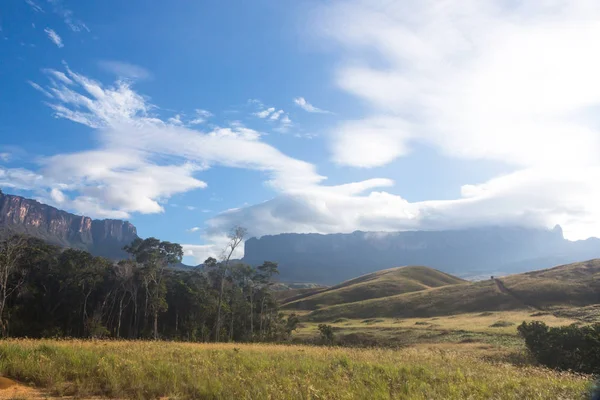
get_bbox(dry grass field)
[0,339,593,399]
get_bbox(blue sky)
[2,0,600,263]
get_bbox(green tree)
[318,324,335,345]
[125,238,183,340]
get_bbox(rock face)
[243,226,600,284]
[0,191,138,259]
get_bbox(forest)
[0,228,297,342]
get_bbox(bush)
[518,321,600,374]
[318,324,335,345]
[489,321,515,328]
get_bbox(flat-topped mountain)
[243,227,600,284]
[0,190,138,259]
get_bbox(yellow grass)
[0,339,593,399]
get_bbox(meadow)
[0,338,593,399]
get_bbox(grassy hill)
[283,266,465,311]
[308,259,600,321]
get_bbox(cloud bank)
[21,1,600,262]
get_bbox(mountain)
[308,259,600,321]
[243,226,600,284]
[0,191,138,259]
[282,266,465,311]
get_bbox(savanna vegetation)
[0,339,593,399]
[0,230,598,399]
[0,228,296,342]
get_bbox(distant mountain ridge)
[0,191,138,259]
[243,227,600,284]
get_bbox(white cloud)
[26,67,340,220]
[189,109,213,125]
[25,0,44,13]
[50,188,66,204]
[168,114,183,125]
[47,0,89,32]
[43,69,73,85]
[28,81,54,98]
[183,0,600,262]
[44,28,63,48]
[0,167,45,190]
[186,206,196,210]
[0,153,10,162]
[195,109,213,118]
[294,97,331,114]
[98,60,151,80]
[186,227,200,233]
[255,107,275,118]
[269,110,284,120]
[322,0,600,170]
[276,114,292,133]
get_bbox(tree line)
[0,227,298,341]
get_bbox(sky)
[2,0,600,264]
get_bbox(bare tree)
[0,236,28,337]
[214,226,246,341]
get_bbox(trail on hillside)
[493,278,566,320]
[494,278,542,311]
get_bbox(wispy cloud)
[25,66,326,220]
[0,153,11,162]
[25,0,44,13]
[293,97,331,114]
[276,114,292,133]
[47,0,89,32]
[98,60,151,80]
[186,227,201,233]
[269,110,284,121]
[254,107,275,118]
[250,101,293,132]
[28,81,54,98]
[44,28,63,48]
[189,109,213,125]
[186,205,196,210]
[168,114,184,126]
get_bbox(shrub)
[518,321,600,374]
[317,324,335,345]
[489,321,515,328]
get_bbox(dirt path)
[494,278,542,311]
[0,377,49,399]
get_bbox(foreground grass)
[0,339,592,399]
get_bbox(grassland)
[0,339,593,399]
[307,259,600,321]
[283,266,465,311]
[292,310,580,349]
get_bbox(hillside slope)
[308,259,600,321]
[284,266,465,310]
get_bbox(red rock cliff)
[0,191,138,259]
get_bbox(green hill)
[283,266,465,311]
[308,259,600,321]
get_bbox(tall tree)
[213,226,246,341]
[124,238,183,339]
[0,235,29,336]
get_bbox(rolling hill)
[308,259,600,321]
[283,266,465,310]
